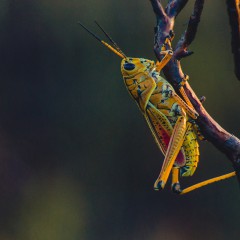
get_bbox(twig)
[149,0,240,185]
[226,0,240,80]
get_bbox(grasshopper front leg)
[155,36,174,72]
[154,110,190,190]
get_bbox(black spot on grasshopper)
[137,85,143,96]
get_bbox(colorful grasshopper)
[79,22,236,194]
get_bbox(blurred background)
[0,0,239,239]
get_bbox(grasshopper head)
[121,58,155,77]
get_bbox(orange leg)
[180,171,236,194]
[179,86,195,110]
[172,92,199,120]
[171,167,182,193]
[155,37,173,72]
[170,168,235,194]
[155,50,173,72]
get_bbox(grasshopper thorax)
[121,58,155,78]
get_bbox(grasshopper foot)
[171,183,182,194]
[154,180,165,191]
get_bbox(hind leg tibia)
[180,171,236,194]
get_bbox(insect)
[79,21,236,194]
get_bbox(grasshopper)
[79,22,236,194]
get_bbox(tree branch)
[226,0,240,80]
[149,0,166,18]
[174,0,204,60]
[150,0,240,185]
[165,0,188,17]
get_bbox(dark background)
[0,0,239,239]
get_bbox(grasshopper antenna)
[78,22,126,59]
[78,21,102,42]
[94,21,127,58]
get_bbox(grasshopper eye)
[124,63,135,70]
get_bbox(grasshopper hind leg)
[171,166,235,195]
